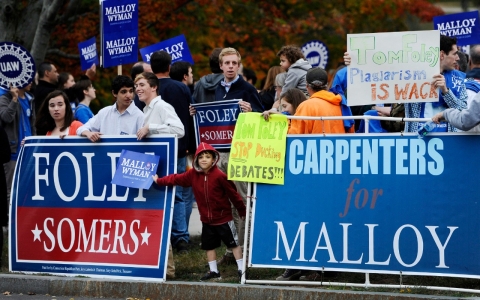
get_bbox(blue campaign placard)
[111,150,160,189]
[140,34,194,64]
[10,136,177,281]
[251,133,480,278]
[301,40,329,69]
[101,0,138,68]
[191,99,240,149]
[434,11,480,46]
[78,37,99,71]
[0,42,36,89]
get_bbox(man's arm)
[435,92,480,131]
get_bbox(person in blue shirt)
[72,76,95,123]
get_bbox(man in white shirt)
[135,72,184,139]
[77,75,144,142]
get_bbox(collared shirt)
[220,75,240,93]
[143,96,185,137]
[76,101,145,136]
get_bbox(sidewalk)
[0,274,471,300]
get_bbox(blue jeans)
[183,186,195,237]
[171,156,189,246]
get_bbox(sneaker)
[175,240,189,254]
[276,269,301,281]
[200,271,221,281]
[217,253,236,266]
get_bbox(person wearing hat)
[288,67,346,134]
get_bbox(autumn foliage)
[46,0,444,111]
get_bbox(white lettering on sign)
[437,18,476,36]
[105,4,136,22]
[272,221,457,268]
[288,138,444,176]
[106,37,136,56]
[145,42,185,61]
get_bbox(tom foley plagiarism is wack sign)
[140,34,194,65]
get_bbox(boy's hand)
[152,174,159,183]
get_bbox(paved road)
[0,295,123,300]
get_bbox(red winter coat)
[156,142,246,225]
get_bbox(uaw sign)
[78,37,99,71]
[0,42,35,89]
[191,99,240,149]
[10,136,177,281]
[140,34,194,64]
[301,40,329,69]
[101,0,139,68]
[251,134,480,278]
[434,11,480,46]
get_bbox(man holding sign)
[190,47,263,265]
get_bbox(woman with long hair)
[259,66,285,110]
[35,90,82,137]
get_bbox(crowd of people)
[1,36,479,282]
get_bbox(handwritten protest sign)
[78,37,99,71]
[347,30,440,106]
[228,113,288,185]
[434,11,480,46]
[140,34,194,64]
[111,150,160,189]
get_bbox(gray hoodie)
[444,91,480,131]
[192,73,224,103]
[280,58,312,97]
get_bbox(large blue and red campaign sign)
[251,133,480,278]
[191,99,240,149]
[101,0,139,68]
[10,136,176,281]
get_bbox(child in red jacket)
[153,142,246,281]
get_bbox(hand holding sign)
[9,84,19,102]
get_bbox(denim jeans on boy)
[171,156,189,246]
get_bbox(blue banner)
[140,34,194,64]
[251,134,480,278]
[111,150,160,189]
[434,11,480,46]
[101,0,139,68]
[78,37,99,71]
[0,42,36,89]
[10,136,177,281]
[301,40,329,69]
[191,99,240,149]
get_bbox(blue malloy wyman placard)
[101,0,139,68]
[434,11,480,46]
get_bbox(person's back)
[289,67,344,134]
[194,48,224,103]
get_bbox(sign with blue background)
[301,40,329,69]
[191,99,240,149]
[78,37,99,71]
[0,42,36,89]
[140,34,194,64]
[112,150,160,189]
[434,11,480,46]
[101,0,139,68]
[251,134,480,278]
[10,136,176,281]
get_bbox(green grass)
[2,234,480,297]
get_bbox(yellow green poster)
[228,112,288,185]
